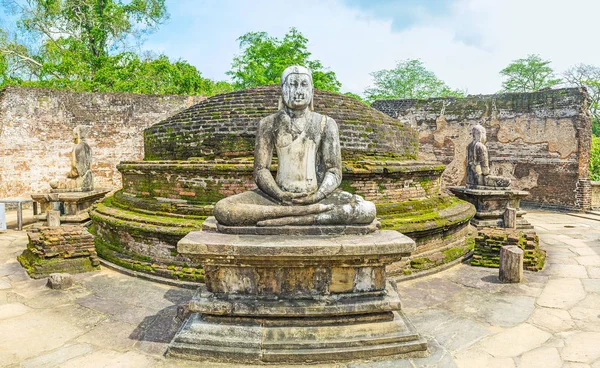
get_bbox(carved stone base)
[167,228,427,363]
[32,189,110,224]
[168,285,427,364]
[202,216,380,235]
[448,186,532,229]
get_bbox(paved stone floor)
[0,210,599,367]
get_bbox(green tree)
[92,52,233,95]
[343,92,367,104]
[1,0,169,83]
[0,0,233,96]
[227,28,341,92]
[500,54,562,92]
[364,59,464,102]
[564,64,600,135]
[590,136,600,180]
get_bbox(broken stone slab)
[46,273,73,289]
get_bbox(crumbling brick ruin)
[373,88,592,210]
[0,86,205,198]
[0,86,592,210]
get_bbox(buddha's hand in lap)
[291,191,325,205]
[279,191,310,205]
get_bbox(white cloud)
[145,0,600,96]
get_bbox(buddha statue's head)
[472,124,487,144]
[280,65,313,111]
[73,125,89,144]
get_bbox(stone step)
[167,311,427,364]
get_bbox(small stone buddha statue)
[49,125,94,192]
[466,124,511,189]
[214,65,376,227]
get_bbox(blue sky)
[142,0,600,96]
[5,0,600,96]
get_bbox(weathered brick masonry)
[0,86,205,198]
[144,85,419,161]
[18,225,101,278]
[373,88,592,209]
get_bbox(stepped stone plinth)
[449,187,532,229]
[167,218,427,363]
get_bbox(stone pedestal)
[471,228,545,271]
[167,218,427,364]
[32,189,110,224]
[18,225,100,278]
[448,187,532,229]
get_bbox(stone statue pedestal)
[167,218,427,363]
[32,189,110,224]
[448,187,532,229]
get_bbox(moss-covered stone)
[18,249,99,279]
[471,229,545,271]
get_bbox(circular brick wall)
[143,85,419,161]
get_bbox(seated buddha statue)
[214,65,376,227]
[49,125,94,192]
[466,124,511,189]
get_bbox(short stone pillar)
[504,207,517,229]
[47,210,61,227]
[499,245,524,283]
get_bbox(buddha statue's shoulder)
[258,110,287,130]
[474,141,488,152]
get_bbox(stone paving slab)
[0,210,599,367]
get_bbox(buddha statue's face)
[282,73,313,110]
[473,125,487,144]
[73,128,80,144]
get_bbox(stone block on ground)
[499,245,523,283]
[47,273,73,289]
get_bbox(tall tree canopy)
[364,59,464,102]
[227,28,341,93]
[0,0,232,95]
[564,64,600,134]
[500,54,562,92]
[2,0,169,82]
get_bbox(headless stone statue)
[49,125,94,192]
[214,66,376,227]
[466,124,511,190]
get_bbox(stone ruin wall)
[0,86,205,198]
[373,88,592,210]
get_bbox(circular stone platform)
[91,86,475,283]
